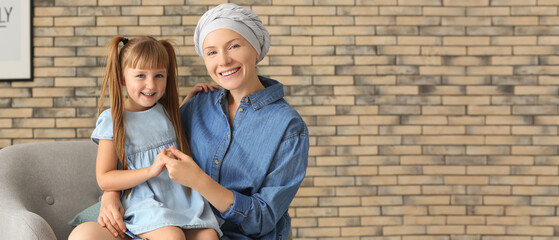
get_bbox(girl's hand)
[181,83,219,106]
[148,148,169,178]
[162,146,204,188]
[98,191,126,238]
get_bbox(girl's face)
[123,67,167,112]
[202,29,260,93]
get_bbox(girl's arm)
[96,139,167,191]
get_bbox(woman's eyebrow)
[203,38,241,50]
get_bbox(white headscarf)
[193,3,270,63]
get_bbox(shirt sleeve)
[219,122,309,237]
[91,109,113,144]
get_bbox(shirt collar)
[214,76,284,110]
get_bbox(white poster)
[0,0,31,81]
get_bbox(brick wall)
[2,0,559,239]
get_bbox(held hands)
[159,145,204,188]
[147,148,169,178]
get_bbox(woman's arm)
[95,139,167,191]
[220,134,309,236]
[165,134,309,237]
[98,191,127,238]
[180,83,219,107]
[165,146,234,213]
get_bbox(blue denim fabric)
[180,76,309,239]
[92,103,222,237]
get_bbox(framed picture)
[0,0,32,81]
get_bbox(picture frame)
[0,0,32,81]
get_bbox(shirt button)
[214,160,219,165]
[244,98,249,103]
[239,108,244,112]
[227,134,230,139]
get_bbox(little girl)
[69,36,221,239]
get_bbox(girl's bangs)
[124,41,169,70]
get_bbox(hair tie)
[122,38,128,45]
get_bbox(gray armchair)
[0,141,102,240]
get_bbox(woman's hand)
[164,146,235,213]
[162,146,204,188]
[181,83,219,106]
[98,191,126,238]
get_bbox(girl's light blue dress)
[91,103,222,237]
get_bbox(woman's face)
[202,29,259,92]
[123,67,167,112]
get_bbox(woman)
[91,3,308,239]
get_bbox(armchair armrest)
[0,208,57,240]
[0,188,56,240]
[0,141,101,239]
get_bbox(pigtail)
[98,36,128,171]
[159,40,190,156]
[160,40,191,195]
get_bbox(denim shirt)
[180,76,309,239]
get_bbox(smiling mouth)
[142,92,155,96]
[220,68,239,77]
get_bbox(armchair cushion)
[68,201,101,227]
